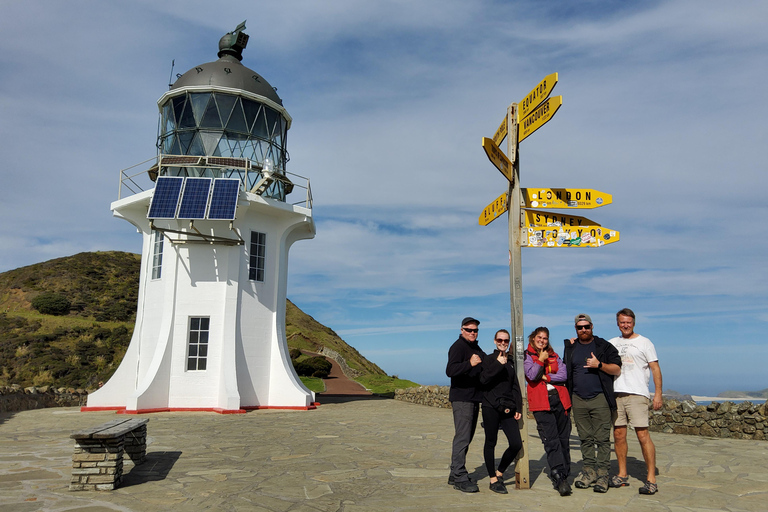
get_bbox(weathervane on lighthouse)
[85,22,316,413]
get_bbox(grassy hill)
[0,251,395,390]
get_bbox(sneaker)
[448,475,473,486]
[639,481,658,495]
[609,475,629,488]
[593,475,609,493]
[574,468,597,489]
[489,480,508,494]
[454,480,480,493]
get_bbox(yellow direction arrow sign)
[479,192,508,226]
[523,210,599,228]
[522,188,612,209]
[493,116,508,146]
[526,225,620,248]
[519,72,558,121]
[482,137,513,182]
[519,96,562,143]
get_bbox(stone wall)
[394,386,768,441]
[319,347,364,378]
[650,399,767,440]
[0,385,88,413]
[394,386,451,408]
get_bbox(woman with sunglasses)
[478,329,523,494]
[524,326,572,496]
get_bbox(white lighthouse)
[85,23,316,413]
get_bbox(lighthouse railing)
[118,156,312,210]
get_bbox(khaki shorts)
[614,393,650,428]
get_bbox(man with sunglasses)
[563,314,622,493]
[446,317,485,492]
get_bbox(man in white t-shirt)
[608,308,663,495]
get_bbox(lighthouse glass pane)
[177,177,212,219]
[187,316,210,372]
[249,231,266,282]
[215,94,236,127]
[148,177,183,219]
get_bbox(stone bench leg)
[70,436,125,491]
[124,425,147,466]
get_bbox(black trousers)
[532,392,572,476]
[481,405,523,478]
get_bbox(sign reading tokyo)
[522,188,612,209]
[526,225,620,248]
[519,72,558,121]
[518,96,562,143]
[479,192,508,226]
[481,137,513,182]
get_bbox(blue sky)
[1,1,766,396]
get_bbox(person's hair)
[495,329,510,340]
[527,326,552,351]
[616,308,635,320]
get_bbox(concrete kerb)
[1,399,767,512]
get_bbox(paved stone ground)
[1,398,767,511]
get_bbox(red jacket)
[525,344,571,412]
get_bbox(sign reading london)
[522,188,612,209]
[518,96,562,143]
[481,137,513,182]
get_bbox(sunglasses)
[576,324,592,331]
[462,327,478,333]
[495,338,510,343]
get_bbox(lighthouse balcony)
[116,154,312,209]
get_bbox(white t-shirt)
[609,334,658,398]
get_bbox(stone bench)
[69,418,149,491]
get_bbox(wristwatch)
[598,361,603,369]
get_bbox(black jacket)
[446,336,485,402]
[563,335,622,410]
[479,350,523,414]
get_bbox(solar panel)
[207,179,240,220]
[177,177,212,219]
[147,177,184,219]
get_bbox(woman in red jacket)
[524,326,572,496]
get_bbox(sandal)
[639,480,658,495]
[609,475,629,488]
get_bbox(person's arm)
[550,355,567,383]
[585,350,621,376]
[446,345,473,378]
[524,353,546,381]
[480,352,505,384]
[649,360,663,410]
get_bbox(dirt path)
[305,352,371,396]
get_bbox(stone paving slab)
[1,397,767,511]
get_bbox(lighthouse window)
[249,231,266,282]
[151,230,164,279]
[187,317,210,371]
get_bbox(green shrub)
[31,293,71,316]
[289,348,302,360]
[294,356,332,378]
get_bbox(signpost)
[482,137,514,182]
[519,72,558,120]
[522,188,612,209]
[518,95,562,143]
[479,192,508,226]
[477,73,620,490]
